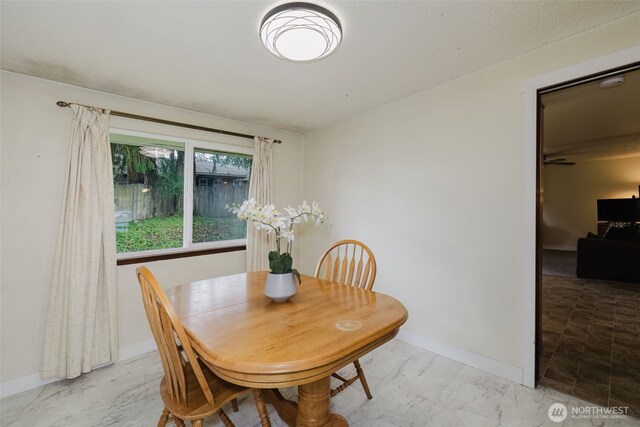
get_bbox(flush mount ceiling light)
[599,75,624,89]
[260,2,342,62]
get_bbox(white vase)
[264,272,297,302]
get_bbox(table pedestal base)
[263,376,348,427]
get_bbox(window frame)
[111,128,253,264]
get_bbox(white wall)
[300,13,640,375]
[543,156,640,250]
[0,71,303,385]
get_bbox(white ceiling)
[543,68,640,162]
[1,1,639,133]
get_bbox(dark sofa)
[576,234,640,283]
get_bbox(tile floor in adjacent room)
[1,339,639,427]
[540,274,640,417]
[542,250,578,278]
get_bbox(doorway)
[534,64,640,414]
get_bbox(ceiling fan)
[543,156,575,166]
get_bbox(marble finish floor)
[2,339,639,426]
[540,275,640,415]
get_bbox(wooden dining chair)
[314,239,377,399]
[136,266,271,427]
[315,239,377,291]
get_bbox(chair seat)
[160,359,247,421]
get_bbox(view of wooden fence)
[115,184,150,222]
[114,183,248,222]
[194,183,249,218]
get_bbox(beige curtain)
[246,137,275,272]
[41,105,118,379]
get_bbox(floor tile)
[540,377,574,395]
[545,361,578,385]
[574,377,610,399]
[571,387,609,407]
[540,273,640,413]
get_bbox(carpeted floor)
[539,274,640,415]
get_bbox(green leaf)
[269,260,285,274]
[291,268,301,285]
[266,251,296,275]
[268,251,280,261]
[282,253,293,273]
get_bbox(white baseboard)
[118,339,157,361]
[0,373,60,400]
[396,330,523,385]
[0,340,157,399]
[3,333,525,398]
[542,245,576,251]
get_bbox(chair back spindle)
[314,240,377,290]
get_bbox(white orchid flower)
[281,229,295,242]
[284,206,297,217]
[270,216,287,229]
[228,199,326,261]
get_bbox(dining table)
[165,271,408,427]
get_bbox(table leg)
[296,377,348,427]
[263,389,297,426]
[263,377,348,427]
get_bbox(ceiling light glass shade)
[260,2,342,62]
[139,146,172,159]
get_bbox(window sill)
[116,243,246,266]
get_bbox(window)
[110,131,252,259]
[192,149,252,244]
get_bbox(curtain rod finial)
[56,101,70,108]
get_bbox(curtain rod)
[55,101,281,144]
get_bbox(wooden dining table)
[165,271,408,427]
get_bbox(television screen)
[597,198,640,221]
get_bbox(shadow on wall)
[542,220,576,249]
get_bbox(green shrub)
[116,214,246,253]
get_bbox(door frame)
[520,45,640,388]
